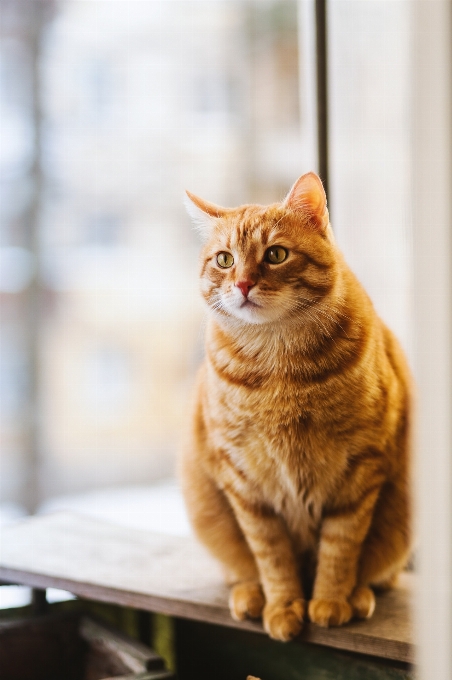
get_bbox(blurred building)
[0,0,301,506]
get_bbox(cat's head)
[185,172,338,326]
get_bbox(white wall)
[411,2,452,678]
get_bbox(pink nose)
[235,279,255,297]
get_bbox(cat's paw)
[349,586,376,619]
[229,582,265,621]
[263,599,305,641]
[308,598,352,627]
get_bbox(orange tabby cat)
[180,172,412,642]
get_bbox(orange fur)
[180,173,412,641]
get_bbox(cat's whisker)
[313,308,350,339]
[270,213,287,232]
[290,300,345,346]
[301,309,334,341]
[302,307,355,349]
[209,293,228,314]
[291,293,357,339]
[321,302,355,323]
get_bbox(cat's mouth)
[219,293,272,324]
[240,298,261,309]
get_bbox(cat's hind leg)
[357,480,411,593]
[349,574,402,621]
[347,480,410,620]
[180,458,264,620]
[349,575,397,621]
[349,586,376,619]
[349,562,402,620]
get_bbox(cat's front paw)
[349,586,376,619]
[263,599,305,641]
[229,582,265,621]
[308,598,352,627]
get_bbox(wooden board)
[0,512,414,663]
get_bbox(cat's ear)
[283,172,329,233]
[184,190,229,239]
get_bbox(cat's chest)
[205,349,343,506]
[225,430,331,499]
[224,442,326,551]
[210,374,321,449]
[207,356,334,471]
[216,405,335,511]
[208,358,314,420]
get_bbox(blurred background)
[0,1,412,537]
[1,0,303,519]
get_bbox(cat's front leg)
[226,490,305,641]
[309,482,383,627]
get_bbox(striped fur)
[180,173,412,641]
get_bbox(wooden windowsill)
[0,511,413,664]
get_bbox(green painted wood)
[152,613,177,672]
[175,619,413,680]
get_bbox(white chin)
[233,307,266,324]
[223,301,280,325]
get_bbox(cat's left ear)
[184,191,230,239]
[283,172,329,233]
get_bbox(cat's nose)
[235,279,255,297]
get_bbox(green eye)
[216,252,234,268]
[265,246,288,264]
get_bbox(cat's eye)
[216,252,234,268]
[265,246,288,264]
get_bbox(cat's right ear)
[184,191,229,239]
[283,172,329,233]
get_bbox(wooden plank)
[0,512,413,663]
[79,616,165,672]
